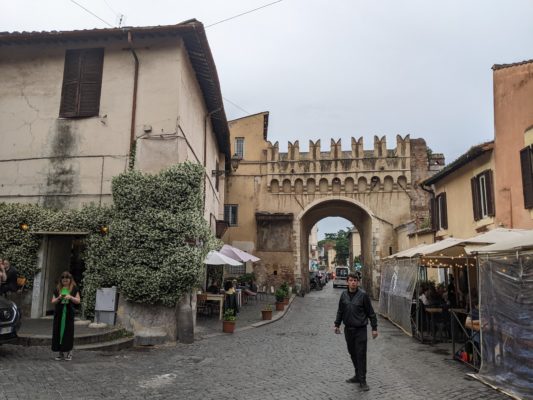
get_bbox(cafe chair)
[257,286,268,301]
[197,293,212,317]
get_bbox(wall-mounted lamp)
[19,223,29,231]
[212,153,242,177]
[100,226,109,235]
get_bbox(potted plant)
[261,304,273,320]
[275,288,285,311]
[222,309,236,333]
[280,282,290,305]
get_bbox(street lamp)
[212,153,242,176]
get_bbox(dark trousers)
[344,327,368,382]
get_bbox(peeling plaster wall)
[0,37,225,221]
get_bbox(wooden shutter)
[441,193,448,229]
[59,50,82,117]
[59,48,103,117]
[485,170,495,217]
[471,177,480,221]
[78,49,104,117]
[520,146,533,209]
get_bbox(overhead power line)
[206,0,284,28]
[223,97,251,115]
[69,0,114,28]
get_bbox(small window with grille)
[235,138,245,159]
[224,204,238,226]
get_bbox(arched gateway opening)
[295,198,376,293]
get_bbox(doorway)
[31,234,86,317]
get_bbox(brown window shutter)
[59,50,82,117]
[485,170,495,216]
[59,48,103,118]
[520,146,533,209]
[441,193,448,229]
[78,49,104,117]
[471,177,480,221]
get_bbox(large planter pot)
[283,296,289,305]
[261,309,273,320]
[222,320,236,333]
[275,301,284,311]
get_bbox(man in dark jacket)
[334,273,378,391]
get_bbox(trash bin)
[95,287,118,325]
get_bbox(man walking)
[334,273,378,391]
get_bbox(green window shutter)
[520,146,533,209]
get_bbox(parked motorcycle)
[309,271,323,290]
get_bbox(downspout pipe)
[202,108,222,214]
[128,31,139,170]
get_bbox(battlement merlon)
[266,135,412,161]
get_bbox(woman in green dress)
[51,271,80,361]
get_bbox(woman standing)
[51,271,80,361]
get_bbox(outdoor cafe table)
[425,307,443,343]
[206,294,224,320]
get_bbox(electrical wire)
[68,0,114,27]
[223,97,251,115]
[206,0,284,28]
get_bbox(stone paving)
[0,284,509,400]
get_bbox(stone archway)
[294,198,377,294]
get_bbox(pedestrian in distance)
[0,259,18,295]
[334,273,378,392]
[51,271,80,361]
[0,259,7,287]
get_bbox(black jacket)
[334,288,377,330]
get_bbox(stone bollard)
[176,291,194,344]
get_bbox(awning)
[203,250,242,266]
[474,230,533,253]
[220,244,260,262]
[389,238,465,259]
[462,228,532,254]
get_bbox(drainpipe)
[128,31,139,170]
[202,108,222,214]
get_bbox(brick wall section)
[409,138,432,224]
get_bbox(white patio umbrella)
[203,250,242,266]
[220,244,260,263]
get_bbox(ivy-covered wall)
[0,162,217,317]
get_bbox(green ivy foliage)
[0,162,218,317]
[85,162,217,313]
[0,203,113,287]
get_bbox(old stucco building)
[223,112,443,297]
[0,20,232,318]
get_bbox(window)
[471,170,495,221]
[431,193,448,231]
[224,204,238,226]
[520,145,533,209]
[59,48,104,118]
[235,137,245,159]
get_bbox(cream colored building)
[0,21,232,317]
[0,21,230,230]
[223,112,443,296]
[423,141,495,239]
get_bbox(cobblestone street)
[0,284,508,400]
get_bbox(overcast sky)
[2,0,532,238]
